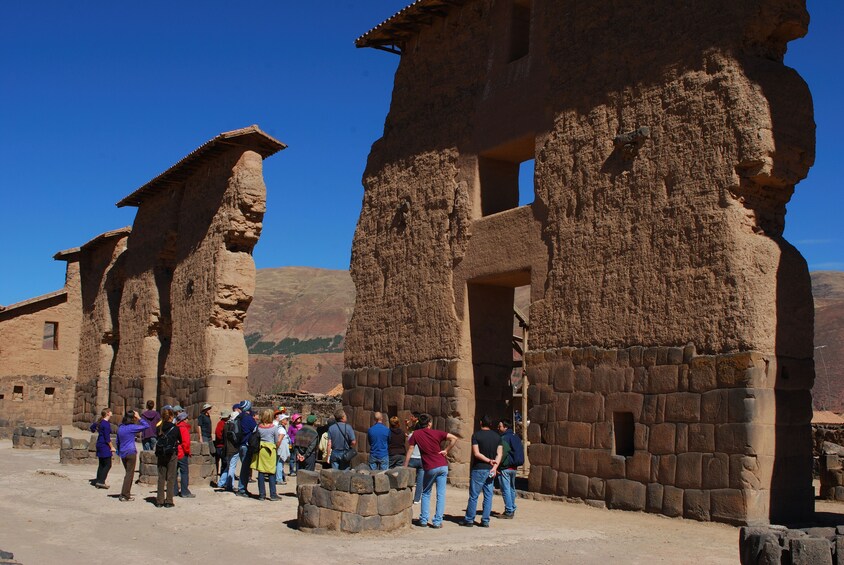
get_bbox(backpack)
[225,417,242,447]
[248,427,261,452]
[503,432,525,467]
[155,425,178,459]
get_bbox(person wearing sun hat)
[212,408,230,485]
[236,400,257,497]
[197,403,213,445]
[274,412,290,485]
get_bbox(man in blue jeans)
[496,418,523,519]
[460,415,502,527]
[367,412,390,470]
[327,410,357,470]
[404,413,457,528]
[236,400,257,496]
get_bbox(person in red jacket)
[173,412,194,498]
[213,409,230,486]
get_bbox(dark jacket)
[388,427,406,457]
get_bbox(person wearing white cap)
[274,411,290,485]
[197,403,213,444]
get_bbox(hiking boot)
[479,521,490,528]
[497,511,514,519]
[163,503,175,508]
[459,520,473,527]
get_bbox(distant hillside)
[245,267,353,394]
[245,268,844,411]
[812,271,844,411]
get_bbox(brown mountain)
[246,268,844,410]
[245,267,353,394]
[812,271,844,411]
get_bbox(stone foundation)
[820,442,844,502]
[740,526,840,565]
[137,445,216,484]
[296,468,415,533]
[11,425,62,449]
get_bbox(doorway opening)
[467,271,530,438]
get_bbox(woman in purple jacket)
[90,408,114,489]
[116,410,150,501]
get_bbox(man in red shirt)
[404,413,457,528]
[173,412,194,498]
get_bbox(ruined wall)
[0,259,81,426]
[346,0,815,524]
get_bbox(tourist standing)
[213,409,229,484]
[460,415,502,527]
[140,400,160,451]
[387,416,406,469]
[116,409,149,501]
[275,412,290,485]
[173,412,194,498]
[237,400,257,497]
[251,409,281,501]
[220,404,242,492]
[404,413,457,528]
[294,415,320,472]
[496,418,524,519]
[327,410,357,470]
[156,408,181,508]
[367,412,390,470]
[90,408,114,489]
[197,403,213,444]
[407,420,424,503]
[288,413,302,476]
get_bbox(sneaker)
[94,483,109,489]
[118,495,135,502]
[497,511,514,519]
[269,496,281,501]
[289,472,297,477]
[258,496,266,501]
[413,500,421,505]
[181,493,196,499]
[163,503,175,508]
[479,521,490,528]
[414,520,428,528]
[429,523,442,529]
[279,481,288,486]
[236,491,250,497]
[459,520,473,527]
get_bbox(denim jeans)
[369,456,389,471]
[142,437,157,451]
[465,468,495,523]
[419,465,448,526]
[408,458,424,502]
[173,456,191,496]
[499,468,517,514]
[238,445,252,493]
[219,453,235,490]
[330,451,351,470]
[276,459,286,483]
[289,454,298,475]
[258,473,277,499]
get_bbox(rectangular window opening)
[44,387,55,399]
[613,411,635,457]
[509,0,531,62]
[478,136,535,216]
[13,385,24,401]
[0,394,5,400]
[43,322,59,350]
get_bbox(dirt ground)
[1,437,839,565]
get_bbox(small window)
[44,387,55,399]
[613,412,635,457]
[43,322,59,350]
[0,394,5,400]
[13,385,24,401]
[478,136,535,216]
[509,0,531,62]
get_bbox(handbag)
[337,424,358,463]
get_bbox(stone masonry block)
[312,486,332,509]
[790,538,833,565]
[683,490,711,521]
[569,392,603,423]
[357,494,378,516]
[646,483,663,513]
[676,423,688,453]
[710,489,747,525]
[664,393,701,422]
[551,362,575,392]
[297,469,320,487]
[362,515,382,531]
[340,512,363,533]
[626,452,651,483]
[568,473,589,498]
[688,356,717,393]
[606,392,644,420]
[319,469,342,490]
[574,449,599,476]
[381,507,412,531]
[702,453,730,490]
[300,504,320,529]
[606,479,646,511]
[688,423,715,452]
[542,468,558,494]
[662,485,684,517]
[647,366,679,394]
[649,423,675,455]
[374,472,391,494]
[588,477,605,500]
[529,443,552,467]
[701,390,728,424]
[656,455,677,485]
[676,452,702,489]
[330,490,358,513]
[349,473,374,494]
[557,471,569,496]
[592,366,626,394]
[378,488,413,516]
[568,422,592,448]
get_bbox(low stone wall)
[254,392,342,422]
[296,468,415,533]
[739,525,841,565]
[820,442,844,501]
[12,425,62,449]
[137,444,216,484]
[60,434,115,464]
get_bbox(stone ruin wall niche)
[346,0,816,524]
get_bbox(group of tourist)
[89,400,526,524]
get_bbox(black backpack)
[155,425,178,459]
[225,417,242,447]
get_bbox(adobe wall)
[346,0,815,525]
[0,259,81,426]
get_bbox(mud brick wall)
[740,525,842,565]
[524,346,813,525]
[12,426,62,449]
[296,468,415,533]
[137,444,216,484]
[0,375,76,427]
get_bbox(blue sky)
[0,1,841,306]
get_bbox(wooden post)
[522,325,529,474]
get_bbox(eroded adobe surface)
[345,0,815,525]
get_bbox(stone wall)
[60,434,117,464]
[740,525,841,565]
[136,445,216,485]
[296,468,415,533]
[346,0,816,525]
[11,425,62,449]
[254,392,342,422]
[819,442,844,502]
